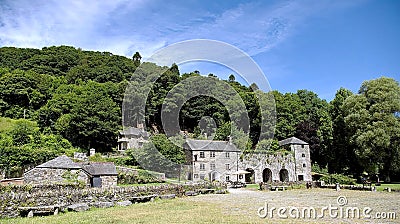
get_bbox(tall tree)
[329,88,356,173]
[343,77,400,181]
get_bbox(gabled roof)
[278,137,308,146]
[80,162,117,176]
[37,155,81,169]
[185,139,240,152]
[119,127,149,137]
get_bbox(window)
[225,152,230,158]
[226,175,230,181]
[200,174,205,180]
[301,145,305,148]
[210,151,215,158]
[210,163,216,170]
[194,155,198,161]
[200,163,205,170]
[200,152,205,158]
[225,164,230,171]
[302,153,305,157]
[194,174,199,179]
[303,163,306,168]
[298,175,304,181]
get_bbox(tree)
[39,82,121,152]
[228,74,235,82]
[329,88,356,174]
[10,119,38,146]
[343,77,400,181]
[132,52,142,67]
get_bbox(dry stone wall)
[0,182,225,218]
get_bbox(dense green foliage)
[0,46,399,181]
[0,118,79,177]
[117,169,165,185]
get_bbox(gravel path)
[183,188,400,223]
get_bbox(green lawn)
[117,182,169,187]
[0,199,260,224]
[374,183,400,192]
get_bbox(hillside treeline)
[0,46,399,181]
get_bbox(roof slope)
[37,155,81,169]
[119,127,149,137]
[185,139,240,152]
[80,162,117,176]
[278,137,308,146]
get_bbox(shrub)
[321,173,356,185]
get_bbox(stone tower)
[278,137,312,181]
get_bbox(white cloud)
[0,0,155,55]
[0,0,364,59]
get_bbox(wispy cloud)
[0,0,363,58]
[0,0,157,55]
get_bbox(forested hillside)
[0,46,399,181]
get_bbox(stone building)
[117,126,149,151]
[24,156,118,188]
[80,162,118,188]
[24,155,89,185]
[184,139,241,182]
[184,137,312,183]
[240,137,312,183]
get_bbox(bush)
[321,173,356,185]
[117,169,165,185]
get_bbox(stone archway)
[262,168,272,183]
[245,168,255,183]
[279,169,289,182]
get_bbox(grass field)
[0,199,255,224]
[374,183,400,192]
[2,188,399,224]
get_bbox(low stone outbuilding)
[80,162,118,188]
[24,155,89,185]
[24,156,118,188]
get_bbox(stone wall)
[240,152,296,183]
[24,168,89,186]
[100,176,117,188]
[0,182,226,218]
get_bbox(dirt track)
[184,188,400,223]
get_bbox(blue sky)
[0,0,399,101]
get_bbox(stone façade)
[184,137,312,183]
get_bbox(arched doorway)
[245,168,255,183]
[279,169,289,182]
[262,168,272,183]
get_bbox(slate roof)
[185,139,240,152]
[80,162,118,176]
[37,155,81,169]
[278,137,308,146]
[119,127,149,137]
